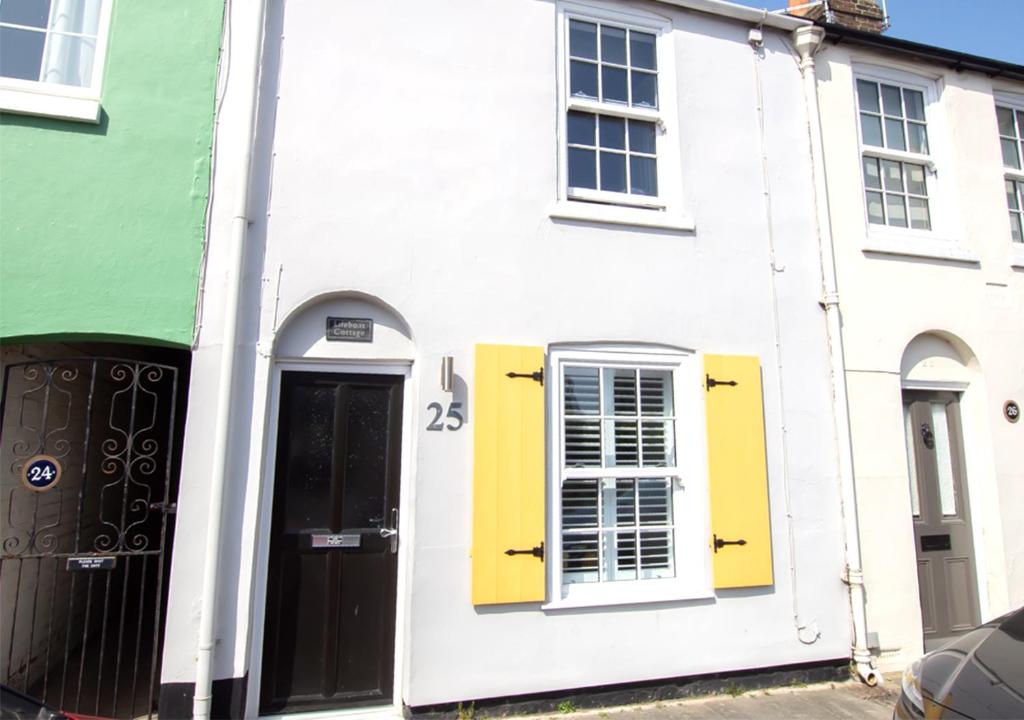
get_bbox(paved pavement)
[527,681,900,720]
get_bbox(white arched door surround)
[899,331,1007,647]
[245,291,416,718]
[274,291,415,363]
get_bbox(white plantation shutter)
[561,366,678,584]
[563,368,676,470]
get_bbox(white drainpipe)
[791,25,879,687]
[193,1,269,717]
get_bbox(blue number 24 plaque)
[21,455,63,492]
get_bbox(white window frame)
[995,91,1024,265]
[549,1,693,232]
[0,0,113,123]
[852,64,976,262]
[544,344,711,610]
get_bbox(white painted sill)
[0,84,101,123]
[1011,243,1024,269]
[542,582,713,611]
[549,200,695,232]
[862,230,979,264]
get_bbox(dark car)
[0,685,108,720]
[895,606,1024,719]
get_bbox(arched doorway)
[900,333,981,650]
[253,293,414,716]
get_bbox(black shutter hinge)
[149,502,177,514]
[706,374,738,391]
[713,534,747,553]
[506,368,544,385]
[505,542,545,561]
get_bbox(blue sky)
[726,0,1024,65]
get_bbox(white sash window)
[546,346,709,609]
[996,98,1024,243]
[0,0,112,122]
[551,2,692,232]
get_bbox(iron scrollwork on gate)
[1,357,181,719]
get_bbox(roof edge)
[654,0,811,31]
[820,22,1024,82]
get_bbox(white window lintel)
[561,0,671,31]
[853,61,940,92]
[994,90,1024,108]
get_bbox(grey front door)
[903,391,980,650]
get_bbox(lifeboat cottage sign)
[326,317,373,343]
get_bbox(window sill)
[1005,168,1024,183]
[1011,243,1024,269]
[542,580,712,610]
[549,200,695,232]
[862,231,979,264]
[0,85,101,123]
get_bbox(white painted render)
[811,42,1024,673]
[163,0,860,712]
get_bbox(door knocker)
[920,423,935,449]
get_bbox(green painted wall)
[0,1,224,348]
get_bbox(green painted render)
[0,1,224,349]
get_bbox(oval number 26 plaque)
[21,454,63,492]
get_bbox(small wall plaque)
[21,454,62,492]
[1005,400,1020,424]
[326,317,373,343]
[67,556,117,571]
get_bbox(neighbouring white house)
[154,0,879,717]
[785,0,1024,674]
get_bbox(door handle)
[379,508,398,553]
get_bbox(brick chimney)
[787,0,888,33]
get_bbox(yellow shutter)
[472,344,546,605]
[704,354,773,589]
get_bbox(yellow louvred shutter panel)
[472,344,546,605]
[704,354,773,589]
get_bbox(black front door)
[260,372,403,714]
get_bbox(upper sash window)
[855,77,934,231]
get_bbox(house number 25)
[426,402,464,431]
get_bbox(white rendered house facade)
[806,23,1024,673]
[156,1,878,717]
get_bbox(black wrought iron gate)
[1,357,181,719]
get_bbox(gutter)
[192,0,269,717]
[656,0,811,31]
[820,22,1024,81]
[791,25,879,687]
